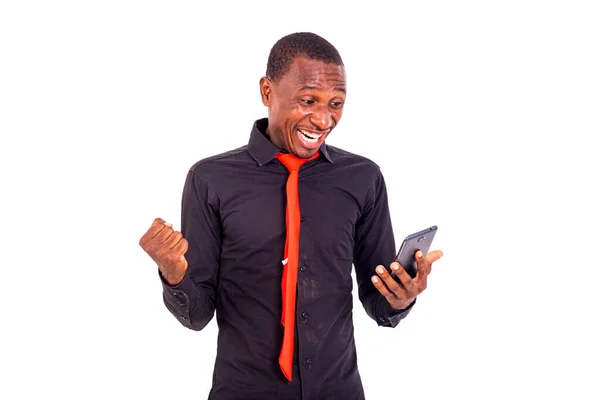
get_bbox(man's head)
[260,32,346,158]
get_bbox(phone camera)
[418,236,425,242]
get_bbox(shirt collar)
[247,118,333,165]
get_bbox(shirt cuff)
[377,297,417,328]
[159,270,194,323]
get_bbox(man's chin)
[291,145,319,159]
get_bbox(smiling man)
[139,32,443,400]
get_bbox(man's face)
[260,57,346,158]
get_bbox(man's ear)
[259,77,272,106]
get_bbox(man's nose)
[309,106,333,130]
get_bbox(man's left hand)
[371,250,444,310]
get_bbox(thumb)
[425,250,444,264]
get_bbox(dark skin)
[372,250,443,310]
[139,218,188,285]
[259,57,346,159]
[139,56,443,309]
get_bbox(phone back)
[394,226,437,278]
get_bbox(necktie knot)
[276,151,319,172]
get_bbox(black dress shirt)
[161,118,414,400]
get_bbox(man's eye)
[302,99,315,105]
[330,101,343,108]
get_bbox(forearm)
[159,168,221,331]
[160,270,216,331]
[362,289,415,328]
[354,168,416,327]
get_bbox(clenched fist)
[139,217,189,285]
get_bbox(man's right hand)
[139,218,189,285]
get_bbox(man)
[139,32,443,399]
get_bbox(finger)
[148,218,172,239]
[376,265,408,298]
[163,231,184,250]
[425,250,443,265]
[172,237,188,255]
[140,219,167,247]
[391,262,418,293]
[152,217,166,226]
[370,273,396,304]
[151,217,173,231]
[411,251,431,294]
[415,250,428,277]
[154,224,175,243]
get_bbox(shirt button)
[301,311,309,319]
[299,265,306,272]
[305,358,312,365]
[180,315,187,320]
[300,216,305,223]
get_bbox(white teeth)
[299,129,320,141]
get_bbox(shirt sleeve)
[160,168,221,331]
[353,168,416,328]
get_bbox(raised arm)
[353,169,415,328]
[140,168,222,331]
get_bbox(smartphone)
[394,225,438,278]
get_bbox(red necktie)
[275,151,319,382]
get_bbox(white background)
[1,1,599,399]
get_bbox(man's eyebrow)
[298,85,346,94]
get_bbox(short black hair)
[266,32,344,83]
